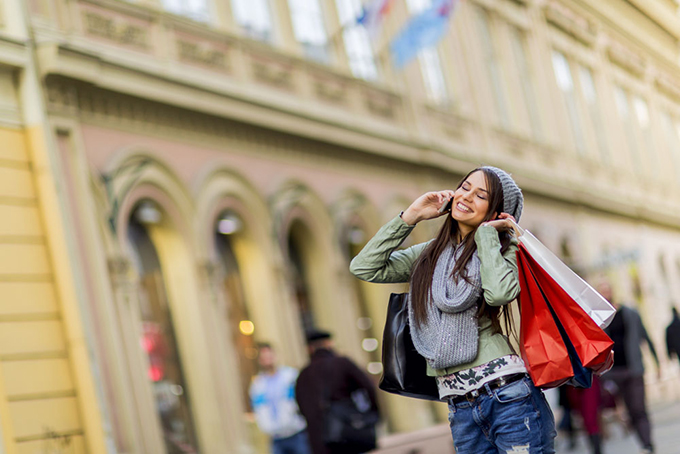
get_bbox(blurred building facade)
[1,0,680,452]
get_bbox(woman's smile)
[454,202,473,214]
[451,171,491,236]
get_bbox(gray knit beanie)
[481,166,523,222]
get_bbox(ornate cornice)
[655,73,680,102]
[544,1,597,46]
[606,40,647,77]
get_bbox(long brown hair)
[410,168,515,336]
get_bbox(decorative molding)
[107,256,132,280]
[311,74,348,106]
[364,88,399,120]
[607,41,646,77]
[176,39,229,71]
[249,53,295,91]
[655,73,680,101]
[544,1,597,46]
[80,6,150,51]
[28,0,52,20]
[45,78,413,186]
[425,105,467,140]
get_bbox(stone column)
[107,256,166,454]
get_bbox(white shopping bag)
[510,221,616,329]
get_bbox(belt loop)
[484,382,493,396]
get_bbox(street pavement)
[556,400,680,454]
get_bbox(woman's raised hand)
[401,190,456,226]
[482,213,517,233]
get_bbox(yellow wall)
[0,127,87,453]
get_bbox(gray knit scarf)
[409,243,482,370]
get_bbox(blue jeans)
[447,376,557,453]
[272,430,312,454]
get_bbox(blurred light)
[148,365,164,382]
[239,320,255,336]
[357,317,372,331]
[170,384,184,396]
[362,338,379,352]
[218,212,242,235]
[135,201,162,225]
[367,362,383,375]
[348,227,365,245]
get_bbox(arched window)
[127,201,199,453]
[214,211,258,410]
[287,220,317,334]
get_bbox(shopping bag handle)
[507,218,525,238]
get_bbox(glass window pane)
[477,9,509,126]
[551,51,585,154]
[418,49,448,104]
[405,0,432,14]
[162,0,209,21]
[404,0,450,104]
[289,0,330,62]
[633,96,650,128]
[551,52,573,91]
[232,0,273,41]
[128,218,199,454]
[578,66,609,162]
[509,27,542,139]
[633,96,655,173]
[662,112,680,183]
[614,87,629,118]
[614,86,642,170]
[335,0,378,80]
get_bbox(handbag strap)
[508,218,525,238]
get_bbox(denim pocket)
[447,402,456,424]
[493,379,531,404]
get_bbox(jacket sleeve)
[474,225,520,307]
[639,315,660,366]
[349,216,430,284]
[667,328,674,359]
[250,378,275,435]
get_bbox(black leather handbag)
[379,293,440,401]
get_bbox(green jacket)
[349,216,520,376]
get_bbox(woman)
[350,166,556,453]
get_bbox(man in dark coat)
[295,331,379,454]
[600,283,659,454]
[666,307,680,364]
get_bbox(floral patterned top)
[436,354,527,399]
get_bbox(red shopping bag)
[517,248,573,388]
[518,244,614,371]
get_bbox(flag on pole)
[357,0,394,40]
[389,0,459,69]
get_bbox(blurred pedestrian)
[295,331,379,454]
[249,343,311,454]
[558,386,577,450]
[600,283,659,454]
[665,306,680,365]
[566,377,604,454]
[350,167,557,453]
